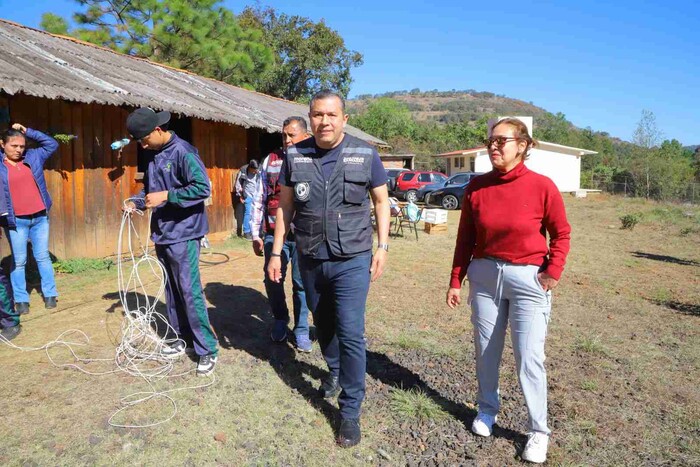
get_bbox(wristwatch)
[377,243,389,252]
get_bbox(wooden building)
[0,19,386,259]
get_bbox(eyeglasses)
[484,136,519,147]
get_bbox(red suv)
[395,171,447,202]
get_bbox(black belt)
[16,209,47,219]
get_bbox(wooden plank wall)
[2,94,249,259]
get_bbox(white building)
[434,117,598,193]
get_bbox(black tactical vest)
[286,135,374,258]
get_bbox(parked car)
[386,167,410,194]
[425,173,484,210]
[415,172,482,202]
[395,171,447,202]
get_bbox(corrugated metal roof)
[0,19,388,147]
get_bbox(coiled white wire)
[0,197,215,428]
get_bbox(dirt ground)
[0,194,698,466]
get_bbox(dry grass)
[0,193,698,465]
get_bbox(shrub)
[573,334,607,355]
[53,258,113,274]
[619,213,642,230]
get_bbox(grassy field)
[0,194,698,466]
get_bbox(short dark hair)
[248,159,259,170]
[282,116,308,131]
[309,90,345,112]
[1,128,25,143]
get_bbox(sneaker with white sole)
[471,412,497,437]
[522,431,549,463]
[161,340,186,358]
[197,354,217,377]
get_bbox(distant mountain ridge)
[348,89,550,126]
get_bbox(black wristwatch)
[377,243,389,252]
[270,252,282,257]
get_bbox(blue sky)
[2,0,698,145]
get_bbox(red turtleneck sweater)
[449,162,571,289]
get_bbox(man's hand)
[145,191,169,208]
[267,256,282,283]
[446,287,462,309]
[370,248,387,282]
[11,123,26,133]
[537,271,559,291]
[252,238,264,257]
[122,201,136,213]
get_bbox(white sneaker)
[471,412,497,437]
[161,341,185,359]
[196,354,217,377]
[522,432,549,463]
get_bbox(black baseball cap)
[126,107,171,140]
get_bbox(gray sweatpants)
[467,257,552,434]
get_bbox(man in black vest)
[268,90,390,448]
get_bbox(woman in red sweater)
[446,118,570,464]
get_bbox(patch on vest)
[295,182,310,201]
[343,156,364,164]
[293,156,313,163]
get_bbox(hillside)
[344,89,623,170]
[347,90,697,202]
[348,89,550,125]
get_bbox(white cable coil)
[0,197,215,428]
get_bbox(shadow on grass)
[204,282,340,435]
[631,251,700,267]
[366,351,522,444]
[205,282,523,445]
[104,281,521,444]
[649,299,700,317]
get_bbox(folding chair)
[389,197,404,236]
[399,202,422,241]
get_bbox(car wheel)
[406,190,418,203]
[442,194,459,210]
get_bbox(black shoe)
[243,233,253,241]
[337,418,361,448]
[15,302,29,315]
[0,325,22,341]
[44,297,57,309]
[319,375,341,399]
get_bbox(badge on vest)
[295,182,310,201]
[343,156,364,164]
